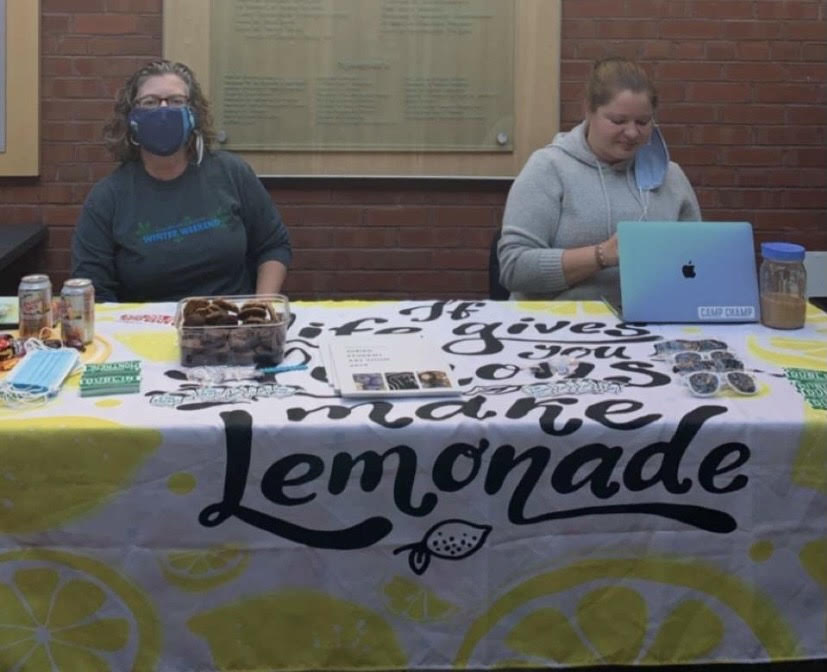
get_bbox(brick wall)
[1,0,824,300]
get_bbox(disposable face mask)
[634,124,669,190]
[128,106,196,157]
[0,347,80,406]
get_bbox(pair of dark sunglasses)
[672,350,744,374]
[653,339,729,358]
[684,370,758,397]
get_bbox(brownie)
[178,297,287,367]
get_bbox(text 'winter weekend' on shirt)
[71,151,292,302]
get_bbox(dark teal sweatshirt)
[71,151,292,302]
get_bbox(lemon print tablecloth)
[1,300,825,671]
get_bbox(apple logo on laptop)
[682,261,696,278]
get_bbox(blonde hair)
[585,57,658,112]
[102,59,216,163]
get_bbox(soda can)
[18,274,53,340]
[61,278,95,346]
[0,332,26,361]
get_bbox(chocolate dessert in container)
[174,294,290,367]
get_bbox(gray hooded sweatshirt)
[498,120,701,304]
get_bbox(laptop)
[606,220,760,323]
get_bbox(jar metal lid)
[761,242,805,262]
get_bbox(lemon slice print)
[514,301,612,317]
[159,545,250,592]
[0,417,160,533]
[189,589,406,670]
[800,539,827,590]
[78,334,113,365]
[113,330,177,362]
[0,548,159,671]
[805,303,827,332]
[503,590,724,665]
[792,404,827,494]
[744,334,827,493]
[746,335,827,371]
[383,575,458,622]
[800,538,827,640]
[455,557,797,667]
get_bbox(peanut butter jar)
[759,242,806,329]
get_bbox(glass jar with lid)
[759,242,807,329]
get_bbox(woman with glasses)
[497,57,701,304]
[71,60,292,302]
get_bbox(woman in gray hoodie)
[498,57,701,304]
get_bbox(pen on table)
[257,363,308,374]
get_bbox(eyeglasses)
[134,94,189,109]
[684,370,758,397]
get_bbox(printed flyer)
[325,334,460,398]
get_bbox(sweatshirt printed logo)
[137,210,231,245]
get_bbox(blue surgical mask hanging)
[635,124,670,191]
[128,106,196,157]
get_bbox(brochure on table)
[0,296,18,328]
[324,334,460,398]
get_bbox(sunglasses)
[684,370,758,397]
[653,339,730,359]
[671,350,745,374]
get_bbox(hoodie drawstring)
[626,166,650,221]
[596,162,613,237]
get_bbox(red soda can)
[18,274,52,339]
[61,278,95,346]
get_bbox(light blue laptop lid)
[615,221,760,323]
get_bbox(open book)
[324,334,460,398]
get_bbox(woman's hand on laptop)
[562,234,620,285]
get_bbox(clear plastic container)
[759,242,806,329]
[174,294,290,367]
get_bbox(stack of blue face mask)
[0,347,80,406]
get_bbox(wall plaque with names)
[210,0,514,152]
[0,0,38,176]
[165,0,560,177]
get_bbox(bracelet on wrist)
[594,243,608,269]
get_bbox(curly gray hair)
[102,59,216,164]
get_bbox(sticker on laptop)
[697,306,756,320]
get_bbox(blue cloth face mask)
[128,106,196,157]
[634,124,670,190]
